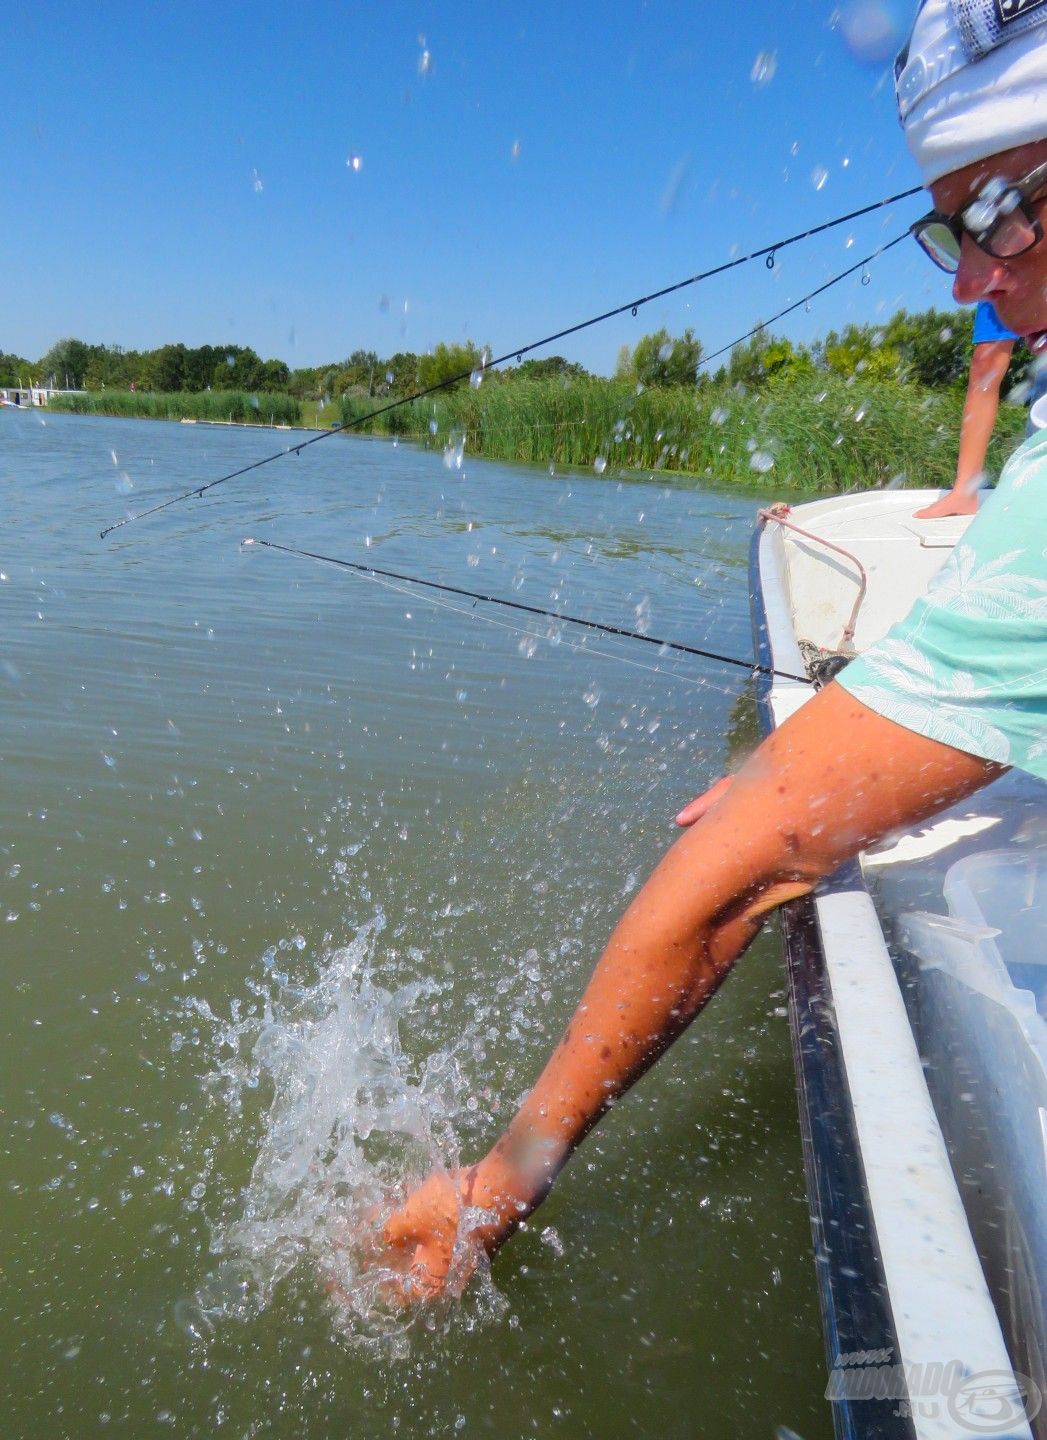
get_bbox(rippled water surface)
[2,411,832,1439]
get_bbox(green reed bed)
[342,374,1026,491]
[48,390,302,426]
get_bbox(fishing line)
[241,536,812,685]
[101,186,920,539]
[328,555,737,694]
[697,233,909,371]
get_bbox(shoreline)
[42,378,1028,494]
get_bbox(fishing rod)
[241,536,813,686]
[100,185,920,540]
[697,232,908,371]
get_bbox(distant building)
[0,386,84,407]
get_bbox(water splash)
[182,912,505,1351]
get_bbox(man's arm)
[914,337,1014,518]
[372,684,1000,1299]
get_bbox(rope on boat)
[757,503,868,655]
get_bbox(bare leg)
[378,681,1003,1294]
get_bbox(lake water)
[1,410,833,1439]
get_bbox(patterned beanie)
[896,0,1047,182]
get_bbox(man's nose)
[953,235,1008,304]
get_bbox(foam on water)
[180,910,506,1354]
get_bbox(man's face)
[934,137,1047,346]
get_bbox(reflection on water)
[1,413,832,1439]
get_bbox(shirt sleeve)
[972,301,1018,346]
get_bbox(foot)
[913,492,978,519]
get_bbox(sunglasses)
[910,160,1047,274]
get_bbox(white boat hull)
[750,489,1044,1440]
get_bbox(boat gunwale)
[748,506,1033,1440]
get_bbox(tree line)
[1,307,1026,399]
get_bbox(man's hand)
[379,1169,468,1300]
[365,1155,528,1303]
[674,774,734,827]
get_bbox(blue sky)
[5,0,958,374]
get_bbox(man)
[369,0,1047,1297]
[915,299,1016,517]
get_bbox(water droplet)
[418,46,432,77]
[346,152,362,173]
[173,1299,214,1342]
[811,165,829,192]
[750,50,778,86]
[540,1225,565,1256]
[510,139,521,160]
[750,450,775,473]
[428,418,438,436]
[251,169,264,193]
[838,0,904,64]
[593,455,608,474]
[710,407,728,426]
[443,431,465,470]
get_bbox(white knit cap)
[895,0,1047,182]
